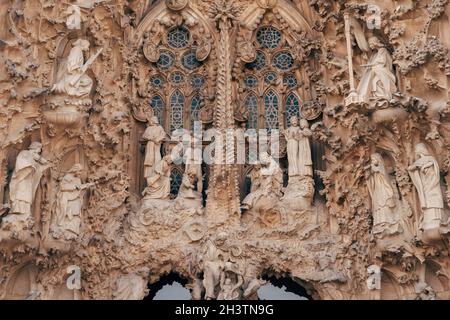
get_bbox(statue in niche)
[7,142,50,221]
[408,143,445,233]
[366,153,402,236]
[202,240,225,300]
[66,5,82,30]
[142,115,167,184]
[51,164,95,240]
[51,39,102,98]
[283,117,313,177]
[241,163,262,210]
[357,36,397,104]
[241,153,283,211]
[175,171,202,212]
[113,268,150,300]
[185,144,203,193]
[142,155,173,200]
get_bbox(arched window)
[190,95,201,130]
[285,93,300,127]
[170,91,185,133]
[170,168,183,198]
[264,90,279,131]
[150,95,165,125]
[244,93,258,129]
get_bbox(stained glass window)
[190,95,201,130]
[256,26,282,50]
[264,90,279,131]
[167,27,190,49]
[285,93,300,127]
[191,75,205,88]
[170,72,185,84]
[283,74,297,89]
[170,90,184,132]
[182,50,202,70]
[156,50,175,71]
[245,51,266,71]
[150,75,164,88]
[244,94,258,129]
[273,51,294,71]
[170,168,183,197]
[244,75,258,88]
[264,72,277,84]
[150,95,165,125]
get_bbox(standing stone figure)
[142,155,173,200]
[283,117,313,177]
[66,5,82,30]
[357,36,397,103]
[366,153,401,236]
[51,164,94,240]
[143,115,167,185]
[8,142,49,219]
[51,39,97,98]
[408,143,444,232]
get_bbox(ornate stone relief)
[0,0,450,301]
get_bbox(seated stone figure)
[241,154,282,211]
[142,155,173,200]
[175,170,202,212]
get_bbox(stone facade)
[0,0,449,300]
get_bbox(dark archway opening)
[259,275,313,300]
[144,273,190,300]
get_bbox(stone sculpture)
[7,142,50,220]
[366,153,402,236]
[142,155,173,200]
[142,115,167,183]
[50,164,94,240]
[283,117,313,177]
[408,143,445,239]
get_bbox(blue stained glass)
[190,95,201,130]
[156,50,175,71]
[170,90,185,132]
[170,168,183,197]
[256,26,282,49]
[273,51,294,71]
[244,75,258,88]
[150,95,165,125]
[170,72,185,84]
[182,50,202,70]
[245,51,266,71]
[245,94,258,129]
[264,72,277,84]
[264,90,279,131]
[167,27,190,49]
[283,74,297,89]
[150,75,164,88]
[285,93,300,127]
[191,75,205,88]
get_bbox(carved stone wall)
[0,0,449,300]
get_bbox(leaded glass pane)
[182,50,202,70]
[244,75,258,88]
[264,72,277,84]
[156,50,175,71]
[285,93,300,127]
[190,95,201,130]
[283,74,297,89]
[264,90,279,131]
[256,26,282,49]
[244,94,258,129]
[272,51,294,71]
[150,75,164,88]
[150,95,165,125]
[245,51,266,71]
[167,27,190,49]
[170,168,183,197]
[170,91,184,132]
[170,71,185,84]
[191,75,205,88]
